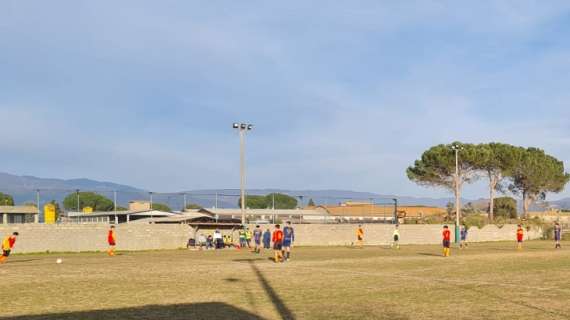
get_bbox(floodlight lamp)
[247,124,253,130]
[240,123,247,129]
[233,123,239,129]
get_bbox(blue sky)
[1,1,570,199]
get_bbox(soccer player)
[460,225,468,249]
[238,228,247,249]
[253,225,263,253]
[245,228,253,248]
[282,221,295,261]
[0,232,19,264]
[391,225,400,249]
[442,225,451,257]
[272,224,284,263]
[516,224,524,250]
[356,225,364,248]
[263,229,271,249]
[554,222,562,249]
[107,226,116,256]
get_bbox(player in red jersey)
[442,225,451,257]
[107,226,116,256]
[272,224,284,263]
[0,232,19,264]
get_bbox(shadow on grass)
[417,253,442,257]
[233,258,266,263]
[249,261,295,320]
[0,302,264,320]
[5,259,42,264]
[234,258,295,320]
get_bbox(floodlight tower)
[233,123,253,225]
[451,143,464,244]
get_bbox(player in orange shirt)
[516,224,524,250]
[0,232,19,264]
[272,224,284,263]
[107,226,116,256]
[356,225,364,248]
[442,225,451,257]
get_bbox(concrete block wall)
[0,224,191,253]
[241,224,542,246]
[0,223,542,254]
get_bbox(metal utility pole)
[233,122,253,225]
[393,198,398,225]
[76,189,80,212]
[36,189,40,223]
[114,190,118,225]
[451,144,463,244]
[183,193,187,211]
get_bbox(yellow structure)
[82,206,93,214]
[44,203,57,224]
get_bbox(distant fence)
[0,187,398,223]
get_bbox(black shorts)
[357,236,363,241]
[443,240,450,248]
[394,235,399,241]
[273,242,283,250]
[2,250,10,257]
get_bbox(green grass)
[1,241,570,319]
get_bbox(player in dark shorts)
[442,225,451,257]
[0,232,19,264]
[272,224,284,263]
[554,222,562,249]
[460,225,468,249]
[252,225,263,253]
[282,221,295,261]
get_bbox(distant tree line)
[238,193,298,209]
[407,142,570,219]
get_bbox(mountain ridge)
[0,172,566,210]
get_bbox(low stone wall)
[0,224,191,253]
[0,223,542,254]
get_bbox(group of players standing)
[251,221,295,263]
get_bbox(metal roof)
[130,212,213,223]
[65,210,176,218]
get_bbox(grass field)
[1,241,570,320]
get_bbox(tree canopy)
[151,203,172,212]
[493,197,517,219]
[0,192,14,206]
[474,143,520,220]
[406,142,480,192]
[63,192,114,211]
[507,147,570,215]
[408,143,569,219]
[238,193,298,209]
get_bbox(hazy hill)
[1,172,564,212]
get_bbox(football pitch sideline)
[1,242,569,320]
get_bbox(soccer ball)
[56,258,63,264]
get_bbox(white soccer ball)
[56,258,63,264]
